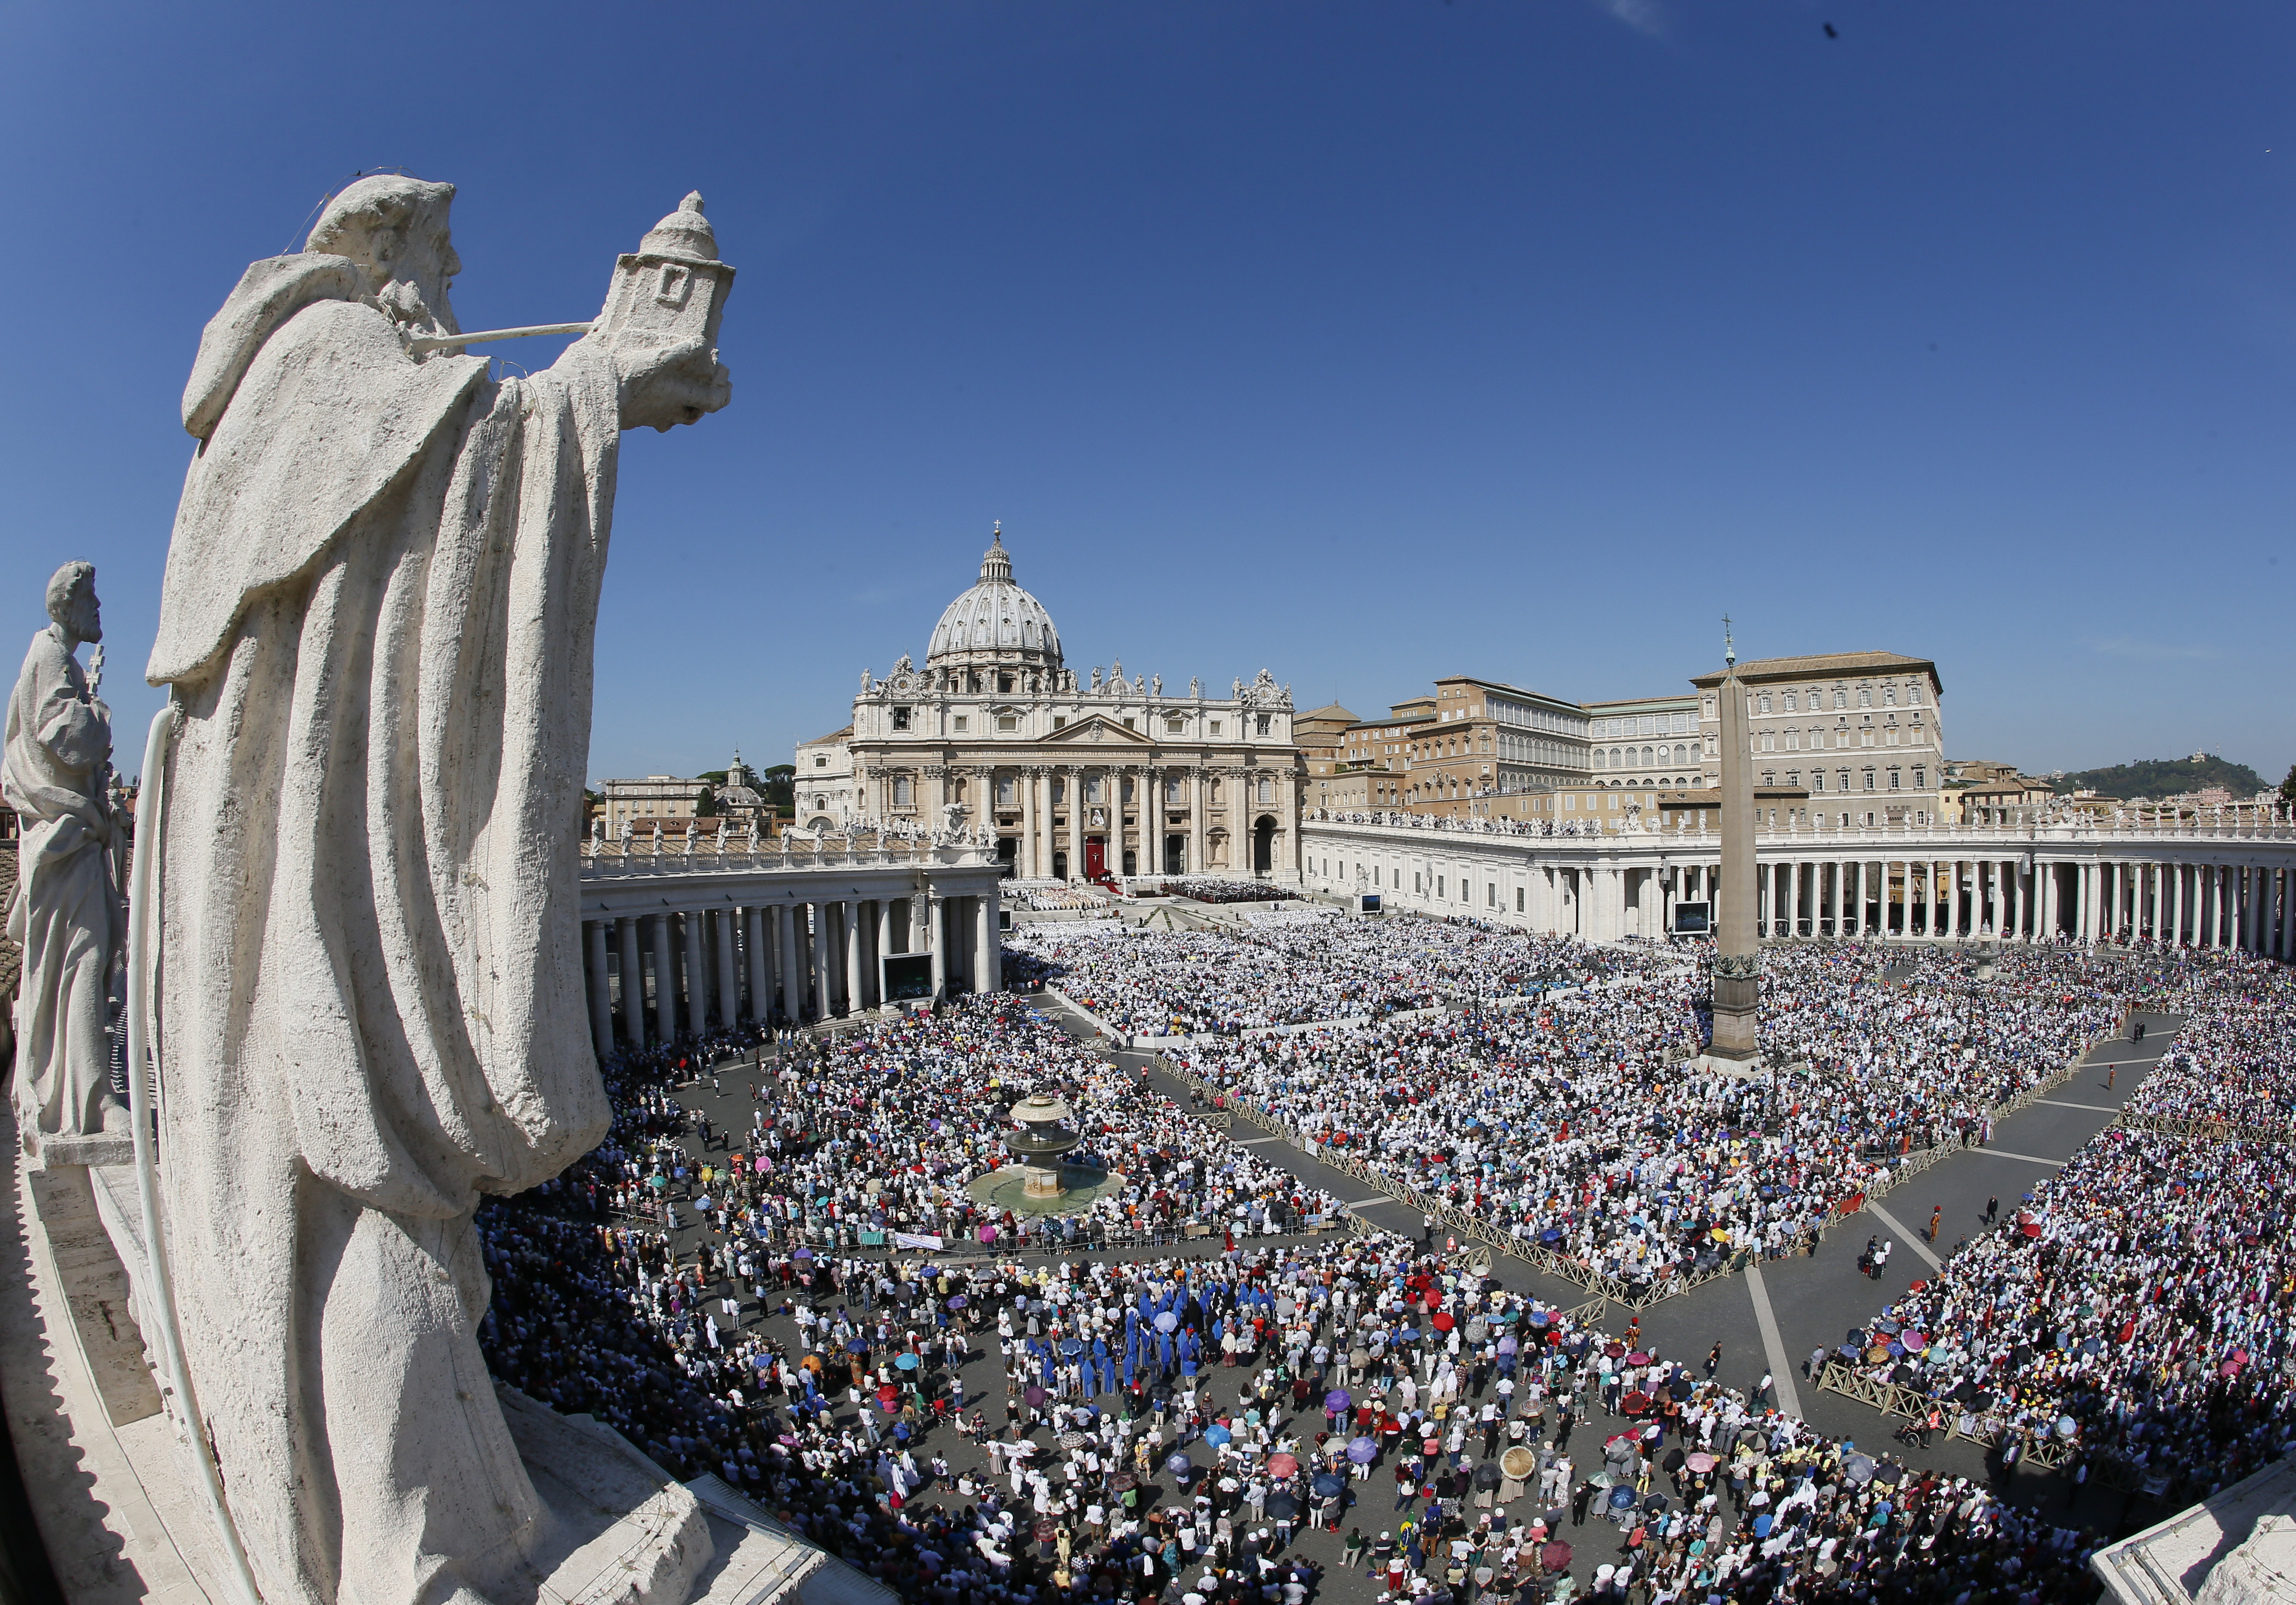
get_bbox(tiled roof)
[1690,651,1938,687]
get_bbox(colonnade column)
[812,904,834,1019]
[846,900,866,1014]
[744,909,769,1021]
[975,894,994,994]
[683,910,710,1030]
[715,909,740,1028]
[1947,861,1961,938]
[927,893,946,998]
[617,916,646,1050]
[585,920,613,1057]
[652,913,678,1043]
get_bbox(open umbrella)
[1842,1454,1876,1485]
[1432,1312,1455,1331]
[1497,1335,1519,1356]
[1873,1461,1904,1486]
[894,1352,919,1371]
[1501,1447,1538,1481]
[1347,1436,1379,1465]
[1112,1472,1139,1493]
[1621,1391,1650,1416]
[1024,1385,1046,1407]
[1685,1452,1716,1474]
[1058,1430,1089,1449]
[793,1246,814,1259]
[1311,1471,1348,1499]
[1165,1452,1195,1477]
[1606,1486,1637,1511]
[1642,1493,1667,1513]
[1604,1343,1626,1359]
[1060,1338,1085,1357]
[1661,1448,1686,1473]
[1266,1491,1301,1521]
[946,1296,968,1310]
[1267,1452,1300,1478]
[1626,1351,1650,1367]
[1473,1462,1503,1491]
[1154,1311,1180,1333]
[846,1338,868,1355]
[1540,1540,1572,1571]
[1325,1390,1352,1411]
[1205,1424,1233,1448]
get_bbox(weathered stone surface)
[140,176,732,1605]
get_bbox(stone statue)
[1152,673,1161,697]
[5,561,125,1148]
[144,179,731,1605]
[894,652,912,676]
[1190,677,1200,698]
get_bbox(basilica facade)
[798,532,1303,881]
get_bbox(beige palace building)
[806,531,1305,881]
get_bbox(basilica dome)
[925,531,1063,671]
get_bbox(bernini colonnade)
[573,835,1006,1054]
[1298,811,2296,954]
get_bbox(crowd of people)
[1310,809,1621,839]
[1007,916,1661,1038]
[2120,952,2296,1129]
[1833,953,2296,1511]
[1131,879,1305,905]
[1127,935,2148,1298]
[479,1099,2111,1605]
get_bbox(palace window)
[1811,771,1825,792]
[813,755,829,768]
[1858,687,1872,707]
[1887,768,1900,789]
[892,706,911,731]
[1782,692,1797,712]
[1884,685,1898,705]
[1912,766,1927,790]
[1833,687,1846,708]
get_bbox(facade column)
[2169,862,2184,947]
[651,913,678,1043]
[617,916,646,1050]
[927,892,947,998]
[585,920,614,1058]
[1134,764,1152,879]
[715,909,740,1028]
[1066,767,1084,881]
[1189,771,1207,876]
[847,900,867,1012]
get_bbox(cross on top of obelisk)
[1723,614,1735,668]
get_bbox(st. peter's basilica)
[796,531,1303,881]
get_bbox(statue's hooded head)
[307,175,461,337]
[46,561,98,646]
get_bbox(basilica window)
[891,706,911,731]
[891,776,913,807]
[995,774,1017,805]
[998,674,1014,693]
[1257,777,1274,804]
[1053,715,1067,729]
[1084,776,1105,804]
[998,714,1018,732]
[1123,717,1136,730]
[1051,778,1065,804]
[1165,776,1184,802]
[1166,716,1184,735]
[952,716,968,732]
[1255,714,1271,736]
[1209,720,1222,736]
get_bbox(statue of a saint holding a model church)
[144,176,732,1605]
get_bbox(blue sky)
[3,2,2289,784]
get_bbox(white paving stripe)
[1742,1264,1804,1421]
[2036,1099,2121,1114]
[1863,1200,1945,1272]
[1971,1147,2068,1168]
[1344,1197,1402,1210]
[1235,1136,1287,1145]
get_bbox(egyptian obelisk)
[1709,621,1760,1058]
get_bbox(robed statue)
[6,561,125,1148]
[144,176,731,1605]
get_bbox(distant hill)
[2049,755,2267,800]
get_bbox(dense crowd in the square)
[1005,916,1664,1038]
[1134,879,1306,905]
[1144,937,2146,1297]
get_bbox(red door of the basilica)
[1084,838,1108,881]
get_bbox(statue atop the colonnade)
[6,561,127,1152]
[144,176,732,1605]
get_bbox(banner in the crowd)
[893,1231,945,1251]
